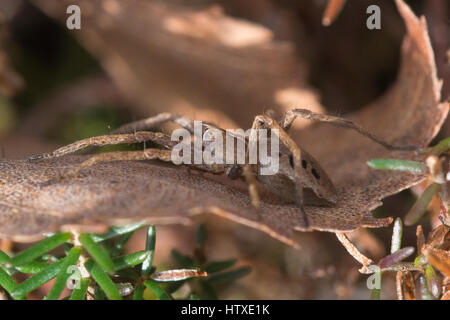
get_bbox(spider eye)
[312,168,320,180]
[289,154,294,168]
[301,160,307,169]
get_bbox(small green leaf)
[0,267,18,295]
[367,159,427,174]
[12,233,71,266]
[425,265,440,298]
[141,225,156,276]
[90,222,146,242]
[79,234,115,274]
[11,260,65,299]
[204,259,237,274]
[110,232,134,258]
[404,183,440,226]
[15,261,51,274]
[113,251,149,271]
[0,250,11,265]
[37,254,59,263]
[390,218,403,254]
[46,246,82,300]
[414,255,427,267]
[206,267,251,285]
[427,137,450,156]
[84,259,121,300]
[69,278,90,300]
[188,293,200,300]
[133,284,145,300]
[144,279,173,300]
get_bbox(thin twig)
[335,232,373,266]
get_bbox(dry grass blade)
[322,0,347,26]
[335,232,373,266]
[416,225,425,254]
[150,269,207,282]
[395,271,404,300]
[0,0,447,245]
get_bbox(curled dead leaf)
[0,0,447,245]
[423,245,450,278]
[427,224,450,250]
[31,0,323,130]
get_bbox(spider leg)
[242,164,260,209]
[253,114,310,228]
[29,131,175,161]
[113,112,196,134]
[281,108,420,151]
[40,149,173,187]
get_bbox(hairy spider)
[30,109,418,229]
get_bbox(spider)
[29,109,418,229]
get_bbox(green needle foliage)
[69,278,90,300]
[14,261,51,274]
[79,234,115,274]
[367,158,427,174]
[426,136,450,156]
[11,259,66,299]
[84,259,122,300]
[12,233,71,266]
[404,183,440,226]
[0,267,18,295]
[141,226,156,277]
[0,250,11,265]
[0,223,250,299]
[144,279,173,300]
[46,247,82,300]
[113,251,149,271]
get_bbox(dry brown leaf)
[32,0,324,129]
[289,0,448,228]
[423,245,450,278]
[396,271,415,300]
[427,224,450,250]
[0,0,447,244]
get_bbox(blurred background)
[0,0,448,299]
